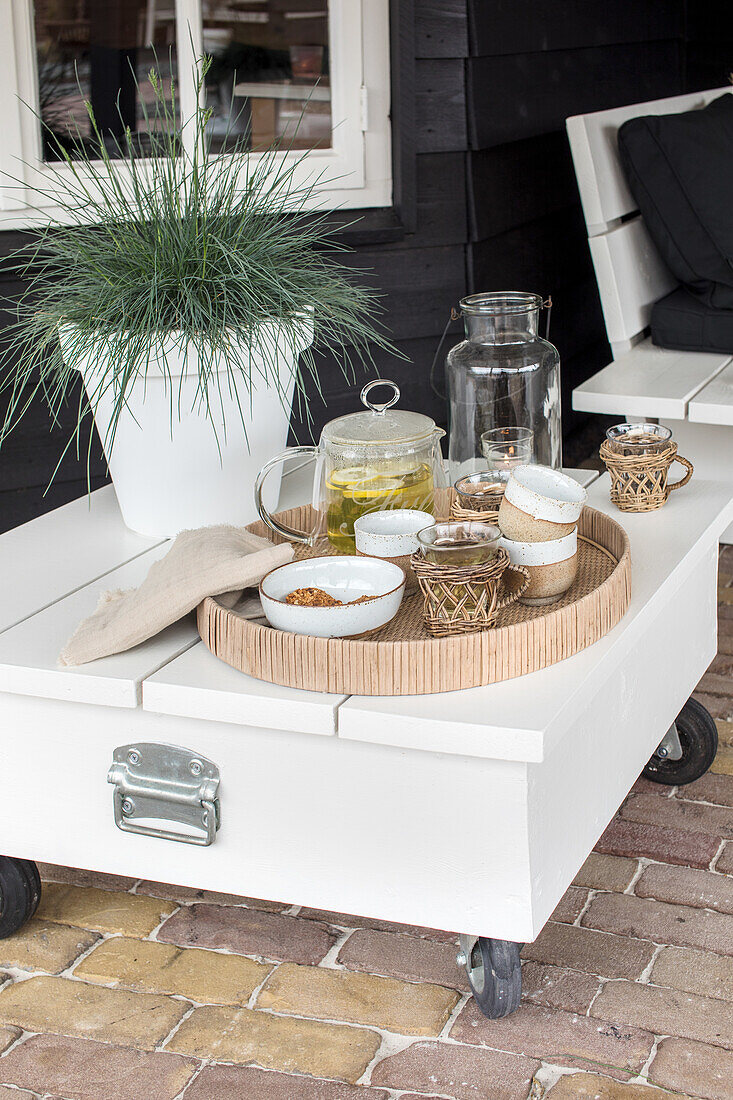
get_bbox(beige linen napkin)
[59,526,293,667]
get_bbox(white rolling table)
[0,470,729,1017]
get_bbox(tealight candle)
[481,427,534,486]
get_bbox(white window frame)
[0,0,392,227]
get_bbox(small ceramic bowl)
[499,530,578,605]
[499,466,587,542]
[260,556,405,638]
[354,509,433,592]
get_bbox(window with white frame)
[0,0,391,226]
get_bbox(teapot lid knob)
[360,379,400,415]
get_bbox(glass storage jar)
[445,292,561,480]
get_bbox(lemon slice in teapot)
[329,467,376,499]
[329,466,375,486]
[351,475,404,502]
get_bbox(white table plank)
[0,486,163,635]
[143,643,346,736]
[572,338,731,420]
[565,468,599,488]
[689,361,733,426]
[337,477,733,763]
[0,544,197,708]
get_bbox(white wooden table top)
[0,543,197,709]
[689,360,733,426]
[2,468,729,762]
[0,487,163,635]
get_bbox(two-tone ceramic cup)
[354,509,434,592]
[499,530,578,605]
[498,465,587,542]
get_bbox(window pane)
[33,1,178,160]
[202,1,331,154]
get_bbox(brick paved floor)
[1,561,733,1099]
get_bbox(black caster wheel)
[643,698,718,787]
[459,936,522,1019]
[0,857,42,938]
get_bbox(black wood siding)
[465,0,697,436]
[685,0,733,91]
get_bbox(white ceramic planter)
[60,320,312,537]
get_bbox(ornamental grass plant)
[0,58,395,480]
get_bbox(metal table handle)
[107,743,221,847]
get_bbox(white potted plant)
[0,61,393,537]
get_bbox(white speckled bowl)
[353,508,434,557]
[260,556,405,638]
[499,465,587,542]
[353,509,433,593]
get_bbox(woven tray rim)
[197,504,631,696]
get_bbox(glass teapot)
[255,379,447,552]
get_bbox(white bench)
[566,88,733,539]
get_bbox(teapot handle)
[254,445,322,546]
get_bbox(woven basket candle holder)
[451,474,504,524]
[599,438,693,513]
[411,547,530,636]
[450,498,501,523]
[453,473,506,517]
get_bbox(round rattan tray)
[198,504,631,696]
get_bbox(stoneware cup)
[354,509,434,592]
[499,465,587,542]
[499,529,578,606]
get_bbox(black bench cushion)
[618,93,733,310]
[652,286,733,353]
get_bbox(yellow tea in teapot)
[326,462,434,552]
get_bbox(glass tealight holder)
[480,426,535,486]
[417,521,501,567]
[605,423,672,456]
[454,472,505,511]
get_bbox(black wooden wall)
[0,231,111,532]
[466,0,689,438]
[1,0,731,532]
